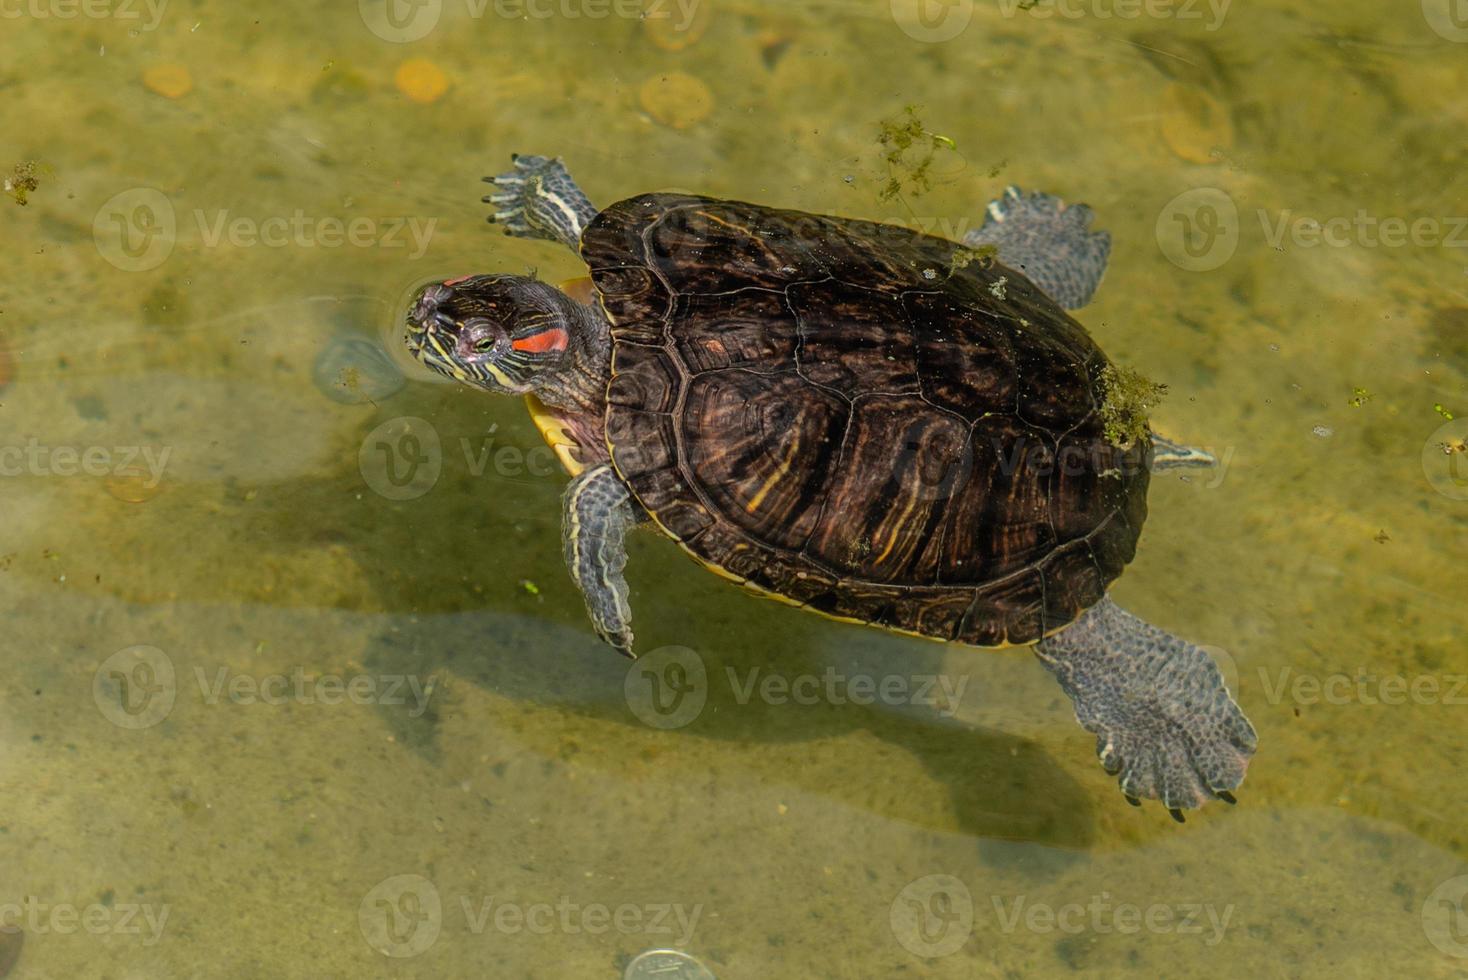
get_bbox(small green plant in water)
[877,105,958,203]
[1099,365,1167,449]
[1348,387,1372,408]
[1434,402,1455,421]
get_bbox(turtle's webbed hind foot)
[964,185,1111,310]
[483,154,598,251]
[1035,597,1257,815]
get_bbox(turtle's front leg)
[1035,597,1257,820]
[562,463,638,656]
[484,154,598,252]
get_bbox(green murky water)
[2,1,1467,976]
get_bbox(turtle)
[403,154,1257,818]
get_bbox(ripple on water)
[312,334,407,405]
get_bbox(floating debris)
[395,58,449,104]
[4,161,41,206]
[313,335,406,405]
[639,71,714,129]
[1347,386,1372,408]
[1311,424,1334,438]
[1099,364,1167,449]
[876,105,958,203]
[142,63,193,99]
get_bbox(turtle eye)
[459,317,506,359]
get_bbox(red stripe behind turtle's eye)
[511,327,569,354]
[443,275,474,286]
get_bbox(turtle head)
[406,274,586,400]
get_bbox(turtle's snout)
[404,283,455,357]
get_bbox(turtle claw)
[480,153,598,250]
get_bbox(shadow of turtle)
[358,598,1099,855]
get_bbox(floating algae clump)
[876,105,958,203]
[1099,365,1167,449]
[4,161,42,206]
[947,243,997,277]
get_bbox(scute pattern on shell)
[585,194,1149,647]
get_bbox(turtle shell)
[581,193,1149,647]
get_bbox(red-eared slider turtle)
[404,155,1256,817]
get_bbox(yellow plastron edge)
[524,392,585,478]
